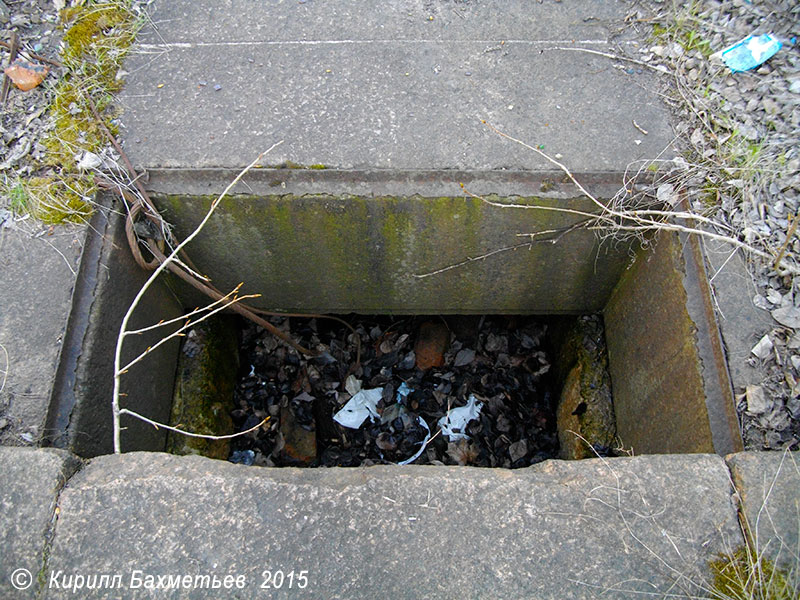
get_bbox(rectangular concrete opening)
[44,191,744,460]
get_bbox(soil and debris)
[627,1,800,450]
[0,0,63,177]
[229,315,560,468]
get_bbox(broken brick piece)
[279,404,317,466]
[414,321,449,370]
[4,58,49,91]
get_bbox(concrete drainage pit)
[45,181,744,462]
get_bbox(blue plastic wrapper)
[229,449,255,466]
[719,33,782,72]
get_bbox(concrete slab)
[0,447,81,599]
[0,222,83,446]
[605,232,742,455]
[119,0,672,175]
[726,451,800,572]
[45,199,184,458]
[703,238,774,393]
[45,452,741,599]
[155,192,633,314]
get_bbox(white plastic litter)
[438,394,483,441]
[333,378,383,429]
[398,417,431,466]
[396,381,413,401]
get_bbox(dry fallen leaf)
[745,385,769,415]
[772,306,800,329]
[4,59,49,91]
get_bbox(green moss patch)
[709,547,796,600]
[1,1,142,223]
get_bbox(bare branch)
[119,409,270,442]
[125,285,247,336]
[117,291,257,376]
[112,144,282,453]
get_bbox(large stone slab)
[45,200,184,457]
[45,452,741,599]
[0,222,83,446]
[114,0,674,314]
[156,192,632,314]
[703,238,774,393]
[604,232,742,455]
[0,447,81,599]
[119,0,672,174]
[726,451,800,572]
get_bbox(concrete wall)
[49,193,742,459]
[155,192,631,314]
[45,199,184,457]
[604,232,742,456]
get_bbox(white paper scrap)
[438,394,483,441]
[333,387,383,429]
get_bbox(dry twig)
[112,147,281,453]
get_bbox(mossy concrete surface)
[553,316,616,460]
[167,316,238,459]
[157,192,630,314]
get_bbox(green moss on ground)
[0,1,142,223]
[709,547,796,600]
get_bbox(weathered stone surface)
[726,451,800,571]
[112,0,670,314]
[168,316,238,460]
[119,0,672,173]
[553,316,616,460]
[45,452,741,599]
[155,193,634,315]
[0,447,81,599]
[604,232,740,455]
[0,223,82,446]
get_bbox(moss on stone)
[555,315,616,459]
[2,1,142,223]
[8,175,95,224]
[152,191,617,314]
[167,316,239,460]
[708,547,795,600]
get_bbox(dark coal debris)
[230,315,559,468]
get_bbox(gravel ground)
[1,0,798,451]
[0,0,63,178]
[628,0,799,450]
